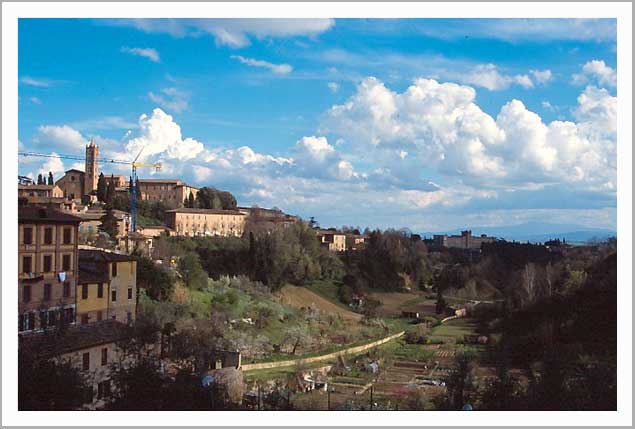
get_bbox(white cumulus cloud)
[572,60,616,87]
[148,87,190,113]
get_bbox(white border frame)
[2,2,632,427]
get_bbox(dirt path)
[278,285,362,321]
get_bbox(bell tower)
[84,138,99,196]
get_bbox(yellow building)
[77,249,137,325]
[165,208,245,237]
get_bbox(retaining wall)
[241,331,405,372]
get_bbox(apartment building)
[18,207,81,333]
[165,208,246,237]
[18,184,64,199]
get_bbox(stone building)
[137,179,199,205]
[77,249,137,325]
[19,320,147,410]
[55,139,99,201]
[433,230,496,250]
[165,208,246,237]
[317,230,347,252]
[18,207,81,333]
[18,184,64,199]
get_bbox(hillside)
[277,285,362,321]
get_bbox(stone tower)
[84,138,99,196]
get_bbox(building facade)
[18,184,64,199]
[317,231,347,252]
[165,208,246,237]
[55,169,86,201]
[18,207,81,333]
[77,249,137,325]
[137,179,199,205]
[433,230,496,250]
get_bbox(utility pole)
[370,385,374,410]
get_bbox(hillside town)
[17,139,617,411]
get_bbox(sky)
[17,18,617,233]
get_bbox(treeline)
[341,230,433,292]
[471,252,617,410]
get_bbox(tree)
[136,255,175,300]
[178,252,208,290]
[105,176,116,204]
[196,186,237,210]
[19,350,88,410]
[37,173,44,185]
[186,192,195,208]
[99,207,119,240]
[96,173,107,202]
[284,324,312,355]
[47,171,54,185]
[108,358,167,410]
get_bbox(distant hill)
[421,221,616,244]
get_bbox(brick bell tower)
[84,138,99,196]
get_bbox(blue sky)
[18,18,617,232]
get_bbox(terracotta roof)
[64,168,85,174]
[79,248,135,262]
[18,207,82,224]
[137,179,182,184]
[19,320,133,358]
[78,266,109,284]
[18,184,59,191]
[166,208,245,215]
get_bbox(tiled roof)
[79,248,135,262]
[18,184,59,191]
[166,208,245,215]
[18,207,82,224]
[19,320,133,358]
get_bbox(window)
[43,255,52,273]
[84,386,94,404]
[111,263,117,277]
[128,287,133,300]
[20,313,35,331]
[82,352,90,371]
[44,227,53,244]
[23,227,33,245]
[71,176,75,181]
[22,256,32,273]
[63,281,70,298]
[62,254,71,271]
[97,380,111,399]
[111,290,117,302]
[43,284,52,301]
[97,283,103,298]
[23,285,31,303]
[81,284,88,300]
[96,311,103,322]
[64,307,74,324]
[39,311,48,329]
[48,310,58,327]
[101,348,108,365]
[63,228,71,244]
[81,314,89,325]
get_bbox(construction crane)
[18,150,161,233]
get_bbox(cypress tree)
[96,173,107,202]
[47,172,54,185]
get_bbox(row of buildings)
[18,206,140,409]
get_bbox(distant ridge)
[421,221,616,244]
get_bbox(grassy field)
[277,285,362,321]
[427,318,479,343]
